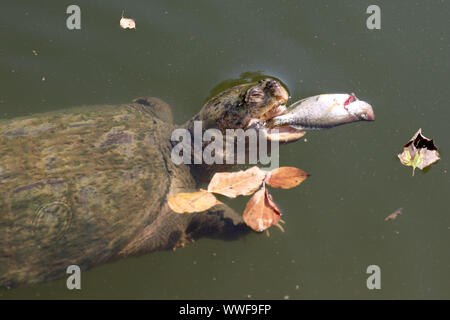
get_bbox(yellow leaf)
[207,166,267,198]
[168,190,220,214]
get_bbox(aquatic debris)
[169,166,309,232]
[168,189,220,214]
[207,166,266,198]
[385,208,403,221]
[397,129,440,176]
[265,167,309,189]
[243,186,280,232]
[120,10,136,29]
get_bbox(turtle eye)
[245,86,265,106]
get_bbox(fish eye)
[360,113,367,120]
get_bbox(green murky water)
[1,0,449,299]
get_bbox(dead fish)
[267,93,375,130]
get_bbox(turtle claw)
[274,222,285,233]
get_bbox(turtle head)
[243,79,289,124]
[181,81,374,177]
[186,78,289,133]
[181,78,291,177]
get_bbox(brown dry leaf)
[243,187,281,232]
[207,166,267,198]
[398,128,440,175]
[168,189,220,214]
[265,167,309,189]
[265,190,281,216]
[385,208,403,221]
[120,10,136,29]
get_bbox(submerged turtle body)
[0,79,287,288]
[0,100,189,286]
[0,79,374,288]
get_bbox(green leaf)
[402,150,423,176]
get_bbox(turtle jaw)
[259,125,307,143]
[258,81,289,121]
[245,80,310,143]
[251,101,307,144]
[248,102,308,144]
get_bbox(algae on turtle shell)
[0,103,177,286]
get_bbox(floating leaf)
[401,150,423,176]
[243,186,281,232]
[265,190,281,216]
[168,189,220,214]
[265,167,309,189]
[207,166,266,198]
[398,129,440,175]
[171,164,308,232]
[385,208,403,221]
[120,10,136,29]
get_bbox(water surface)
[0,0,449,299]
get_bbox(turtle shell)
[0,100,175,287]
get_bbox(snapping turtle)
[0,79,374,288]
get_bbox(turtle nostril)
[267,80,279,88]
